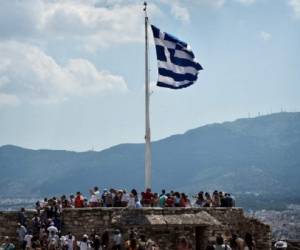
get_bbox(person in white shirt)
[77,234,91,250]
[94,186,101,200]
[112,229,122,250]
[24,232,33,250]
[64,232,76,250]
[48,231,59,249]
[47,222,58,235]
[16,223,27,249]
[121,190,130,207]
[127,193,136,208]
[89,189,99,207]
[40,198,48,209]
[214,236,231,250]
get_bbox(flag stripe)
[174,49,195,60]
[157,81,194,89]
[164,33,188,48]
[158,75,192,86]
[158,61,199,75]
[158,68,198,82]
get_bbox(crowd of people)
[11,202,161,249]
[0,186,288,249]
[2,227,258,250]
[12,221,160,250]
[32,187,235,210]
[0,188,237,250]
[205,233,256,250]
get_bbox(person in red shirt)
[74,192,84,208]
[142,188,154,207]
[176,237,192,250]
[179,193,189,207]
[165,193,174,207]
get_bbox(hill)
[1,112,300,209]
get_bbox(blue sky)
[0,0,299,151]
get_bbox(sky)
[0,0,299,151]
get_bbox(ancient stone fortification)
[0,208,271,250]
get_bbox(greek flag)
[151,25,203,89]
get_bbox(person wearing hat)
[47,222,58,236]
[0,236,16,250]
[112,229,122,250]
[274,240,287,249]
[77,234,91,250]
[92,235,101,250]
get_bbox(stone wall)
[205,208,272,249]
[0,211,28,243]
[0,208,271,250]
[61,208,216,250]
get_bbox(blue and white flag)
[151,25,203,89]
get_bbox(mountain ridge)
[1,112,300,209]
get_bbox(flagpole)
[143,2,152,189]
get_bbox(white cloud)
[170,3,190,23]
[234,0,255,5]
[183,0,225,8]
[0,93,20,107]
[159,0,190,22]
[0,1,160,48]
[159,0,256,16]
[187,0,256,8]
[289,0,300,18]
[193,0,226,8]
[0,41,127,105]
[43,2,146,44]
[212,0,226,8]
[260,31,272,42]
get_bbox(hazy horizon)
[0,111,298,152]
